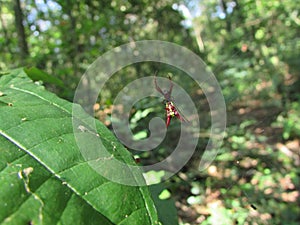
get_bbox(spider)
[154,74,186,127]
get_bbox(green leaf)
[0,69,160,225]
[24,67,64,87]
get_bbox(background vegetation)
[1,0,299,224]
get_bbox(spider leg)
[154,74,164,95]
[167,75,174,95]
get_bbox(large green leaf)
[0,69,160,225]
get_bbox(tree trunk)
[220,0,231,32]
[14,0,29,61]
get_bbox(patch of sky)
[26,0,62,32]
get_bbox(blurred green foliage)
[1,0,299,224]
[273,102,300,140]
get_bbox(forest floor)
[175,101,300,225]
